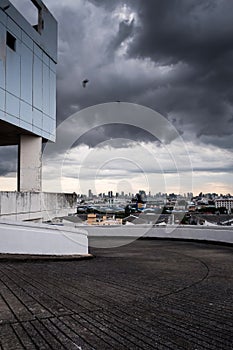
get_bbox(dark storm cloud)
[125,0,233,146]
[0,146,17,176]
[129,0,233,65]
[75,124,157,148]
[52,0,233,150]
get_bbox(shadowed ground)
[0,239,233,349]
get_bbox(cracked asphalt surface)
[0,239,233,349]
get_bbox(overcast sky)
[2,0,233,196]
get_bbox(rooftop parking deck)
[0,239,233,349]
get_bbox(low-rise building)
[215,198,233,214]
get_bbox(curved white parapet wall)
[0,220,88,255]
[82,225,233,244]
[144,225,233,244]
[1,222,232,255]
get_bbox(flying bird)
[82,79,89,88]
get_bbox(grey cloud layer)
[126,0,233,146]
[51,0,233,150]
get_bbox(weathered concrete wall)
[0,220,88,255]
[0,191,77,221]
[18,135,42,192]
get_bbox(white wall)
[84,225,233,244]
[0,220,88,255]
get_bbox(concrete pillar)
[18,135,42,192]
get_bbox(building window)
[6,32,16,51]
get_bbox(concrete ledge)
[0,253,93,262]
[0,220,88,255]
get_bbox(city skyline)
[0,0,233,195]
[78,189,232,199]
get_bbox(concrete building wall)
[0,0,57,142]
[215,199,233,213]
[0,191,77,221]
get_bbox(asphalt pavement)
[0,239,233,349]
